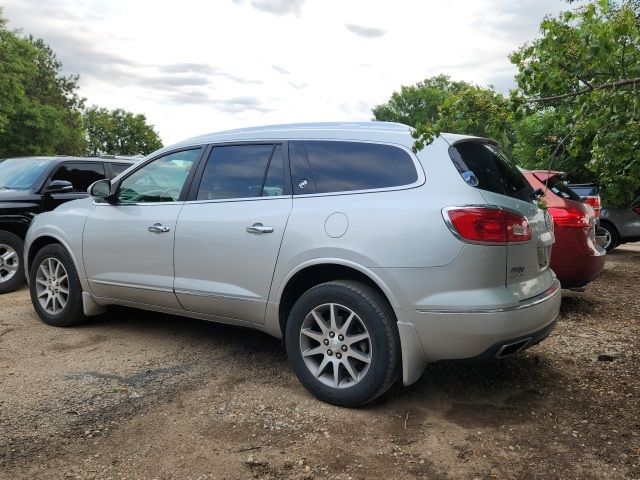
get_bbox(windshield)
[0,158,54,190]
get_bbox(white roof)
[170,122,414,149]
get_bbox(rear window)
[547,178,582,201]
[449,142,533,203]
[300,141,418,194]
[568,185,598,197]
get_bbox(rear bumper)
[551,228,606,288]
[410,278,561,364]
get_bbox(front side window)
[301,141,418,194]
[51,162,106,192]
[196,144,276,200]
[117,149,201,203]
[449,142,533,203]
[262,145,285,197]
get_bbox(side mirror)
[88,179,112,198]
[46,179,74,193]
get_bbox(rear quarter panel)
[270,136,488,303]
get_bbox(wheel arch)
[27,234,81,282]
[275,260,401,340]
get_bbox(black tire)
[285,280,400,407]
[599,222,619,252]
[0,231,26,294]
[29,244,86,327]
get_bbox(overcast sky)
[3,0,568,145]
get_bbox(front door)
[174,143,292,324]
[83,148,202,308]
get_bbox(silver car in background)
[600,196,640,251]
[24,122,560,406]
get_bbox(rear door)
[448,141,554,299]
[173,143,292,324]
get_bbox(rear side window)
[197,144,275,200]
[110,163,130,177]
[449,142,533,203]
[301,141,418,194]
[51,162,106,192]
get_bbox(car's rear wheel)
[29,244,86,327]
[599,222,619,252]
[285,280,400,407]
[0,231,25,294]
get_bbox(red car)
[523,170,606,290]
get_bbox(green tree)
[372,75,470,127]
[512,108,594,181]
[0,10,85,157]
[434,86,515,151]
[84,106,163,156]
[408,83,517,155]
[510,0,640,206]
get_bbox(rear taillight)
[444,207,532,244]
[633,206,640,215]
[547,207,590,228]
[583,196,601,218]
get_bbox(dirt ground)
[0,245,638,480]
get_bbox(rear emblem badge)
[298,179,308,189]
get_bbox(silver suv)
[24,123,561,406]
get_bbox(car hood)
[0,188,41,209]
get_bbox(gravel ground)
[0,244,638,480]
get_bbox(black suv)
[0,156,137,293]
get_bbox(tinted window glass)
[197,145,274,200]
[547,178,582,201]
[568,185,598,197]
[118,149,200,203]
[303,141,418,194]
[449,142,533,202]
[262,145,285,197]
[289,142,316,194]
[110,163,130,177]
[52,163,106,192]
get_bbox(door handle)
[246,223,274,235]
[148,223,171,233]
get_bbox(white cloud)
[2,0,566,145]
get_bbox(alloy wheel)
[299,303,372,389]
[34,257,70,315]
[0,244,19,284]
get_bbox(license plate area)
[537,246,548,268]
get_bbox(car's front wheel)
[29,244,86,327]
[0,231,25,294]
[285,280,400,407]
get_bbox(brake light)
[633,206,640,215]
[547,207,590,228]
[444,207,532,244]
[583,196,601,218]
